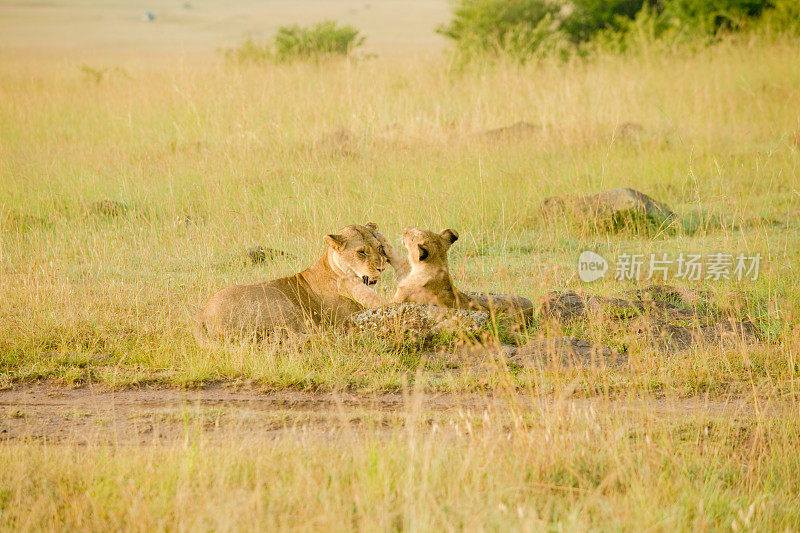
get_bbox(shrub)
[274,21,365,61]
[758,0,800,34]
[225,21,364,64]
[436,0,567,62]
[438,0,800,63]
[223,37,272,64]
[560,0,652,42]
[659,0,772,34]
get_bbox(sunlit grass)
[1,30,800,531]
[2,391,799,530]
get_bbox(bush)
[223,37,271,64]
[438,0,799,63]
[436,0,566,62]
[274,21,365,60]
[560,0,652,42]
[758,0,800,34]
[225,21,365,64]
[660,0,772,34]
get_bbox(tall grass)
[1,35,798,390]
[2,391,799,530]
[2,23,800,533]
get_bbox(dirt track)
[0,384,795,444]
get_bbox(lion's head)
[401,227,459,268]
[324,222,387,285]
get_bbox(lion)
[194,223,393,342]
[388,227,534,323]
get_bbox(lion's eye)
[358,250,367,258]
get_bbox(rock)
[540,187,677,231]
[465,292,536,325]
[537,285,758,355]
[484,121,541,140]
[246,246,295,264]
[2,210,49,232]
[621,284,713,307]
[350,303,489,345]
[508,337,622,367]
[628,316,759,354]
[700,319,760,346]
[537,291,590,322]
[537,290,661,322]
[89,199,129,217]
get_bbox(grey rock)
[350,303,489,344]
[508,336,622,367]
[541,187,677,231]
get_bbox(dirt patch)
[0,384,789,445]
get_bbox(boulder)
[628,316,759,354]
[508,337,622,367]
[537,284,759,355]
[350,303,489,344]
[541,187,677,231]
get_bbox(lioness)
[390,227,534,323]
[195,223,392,342]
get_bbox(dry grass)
[2,389,800,531]
[1,37,798,392]
[1,19,800,529]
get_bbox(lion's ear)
[440,229,459,245]
[365,222,379,231]
[324,234,346,250]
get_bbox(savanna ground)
[1,0,800,530]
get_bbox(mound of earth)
[442,336,621,369]
[350,303,489,344]
[88,199,129,217]
[246,246,295,264]
[540,187,677,231]
[2,209,49,232]
[483,121,542,140]
[537,284,759,354]
[510,336,622,367]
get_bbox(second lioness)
[386,227,534,323]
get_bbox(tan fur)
[392,227,534,323]
[195,223,390,342]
